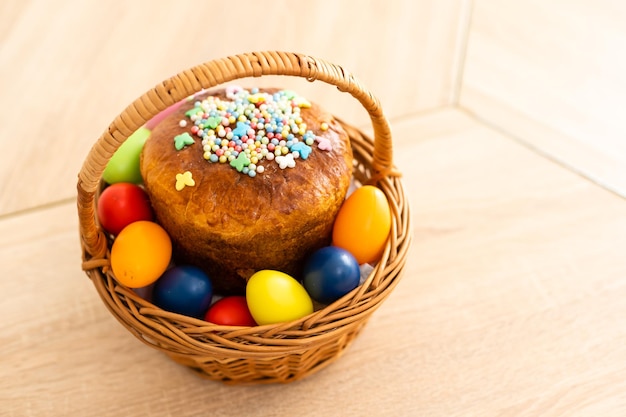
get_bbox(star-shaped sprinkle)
[174,132,195,150]
[230,152,250,172]
[175,171,195,191]
[232,121,249,138]
[276,154,296,169]
[315,136,332,151]
[176,87,335,179]
[291,142,312,159]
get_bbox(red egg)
[205,296,257,326]
[97,183,153,235]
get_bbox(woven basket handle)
[78,51,393,261]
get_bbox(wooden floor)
[2,1,626,415]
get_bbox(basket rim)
[77,52,412,377]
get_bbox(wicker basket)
[77,51,411,384]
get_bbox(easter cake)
[140,86,353,294]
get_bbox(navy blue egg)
[302,246,361,304]
[152,266,213,319]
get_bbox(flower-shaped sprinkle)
[291,142,312,159]
[276,154,296,169]
[315,136,333,151]
[174,132,195,150]
[175,171,195,191]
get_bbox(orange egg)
[110,221,172,288]
[332,185,392,264]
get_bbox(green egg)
[102,127,151,184]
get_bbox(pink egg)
[145,100,185,130]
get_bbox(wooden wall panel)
[461,0,626,195]
[0,0,468,215]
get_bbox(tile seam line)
[450,0,476,105]
[457,105,626,201]
[0,196,77,221]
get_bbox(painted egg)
[110,221,172,288]
[102,127,150,184]
[246,270,313,325]
[302,246,361,304]
[97,183,153,235]
[152,266,213,319]
[132,283,154,301]
[205,296,257,326]
[332,185,392,264]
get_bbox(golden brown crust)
[140,88,353,294]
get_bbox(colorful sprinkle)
[206,116,222,130]
[175,87,330,177]
[175,171,195,191]
[232,121,249,138]
[276,154,296,169]
[320,122,329,131]
[230,152,251,172]
[282,90,297,100]
[247,93,265,104]
[185,107,202,117]
[291,142,312,159]
[316,136,333,151]
[293,97,311,108]
[226,85,243,99]
[174,132,195,150]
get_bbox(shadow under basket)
[77,51,412,384]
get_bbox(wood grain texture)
[2,110,626,416]
[0,0,467,216]
[3,0,626,414]
[460,0,626,196]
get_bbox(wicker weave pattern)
[77,51,411,384]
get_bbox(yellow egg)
[246,270,313,325]
[332,185,392,264]
[110,221,172,288]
